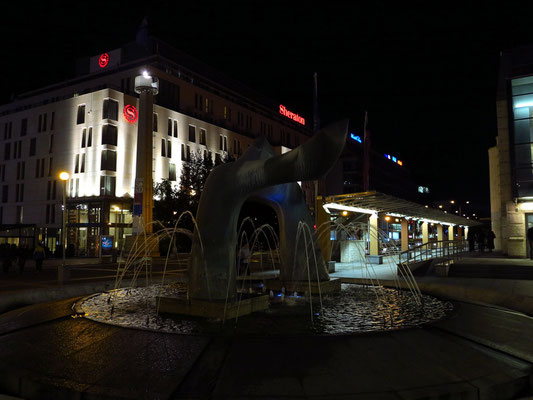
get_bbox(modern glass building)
[490,45,533,256]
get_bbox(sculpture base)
[266,278,342,295]
[156,294,270,320]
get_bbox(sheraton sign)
[279,104,305,125]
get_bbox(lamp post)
[58,171,70,284]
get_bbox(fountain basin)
[264,278,342,295]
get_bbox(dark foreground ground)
[0,251,532,399]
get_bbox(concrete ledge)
[265,278,342,295]
[366,255,383,264]
[157,294,270,320]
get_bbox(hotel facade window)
[77,105,86,124]
[103,98,119,120]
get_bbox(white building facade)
[0,35,313,256]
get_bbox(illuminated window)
[101,125,118,146]
[169,163,176,181]
[100,176,116,196]
[103,99,119,121]
[101,150,116,171]
[188,126,196,143]
[77,105,86,125]
[199,129,206,145]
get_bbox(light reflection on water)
[79,283,453,336]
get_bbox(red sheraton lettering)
[279,105,305,125]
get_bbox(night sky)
[4,1,533,216]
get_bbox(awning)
[323,191,480,227]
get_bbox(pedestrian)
[486,230,496,252]
[528,226,533,259]
[33,243,45,272]
[17,246,27,274]
[467,229,476,252]
[238,243,251,276]
[477,230,486,252]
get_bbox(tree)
[153,150,234,228]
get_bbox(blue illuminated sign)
[384,154,403,166]
[350,133,362,143]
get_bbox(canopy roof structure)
[323,191,480,227]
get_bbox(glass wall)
[511,76,533,197]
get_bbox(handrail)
[399,239,468,265]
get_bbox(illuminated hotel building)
[489,45,533,256]
[0,34,312,256]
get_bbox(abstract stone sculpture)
[189,120,348,301]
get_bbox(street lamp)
[113,205,121,250]
[58,171,70,283]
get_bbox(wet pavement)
[0,251,533,399]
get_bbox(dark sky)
[4,1,533,215]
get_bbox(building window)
[2,185,8,203]
[199,129,206,145]
[16,206,22,224]
[29,138,36,156]
[4,143,10,161]
[80,154,85,174]
[4,122,12,140]
[186,145,191,161]
[42,113,47,132]
[224,106,231,121]
[168,118,172,136]
[50,112,55,131]
[49,134,54,153]
[100,176,116,196]
[181,144,186,161]
[161,139,166,157]
[38,115,42,133]
[77,105,86,124]
[173,120,178,138]
[87,127,93,147]
[75,154,80,174]
[167,140,172,158]
[188,125,196,142]
[223,136,227,152]
[81,129,86,148]
[101,150,117,171]
[48,157,53,177]
[103,99,119,121]
[101,125,118,146]
[169,163,176,181]
[20,118,27,137]
[153,113,158,132]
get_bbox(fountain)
[77,119,454,334]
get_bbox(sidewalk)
[0,256,186,313]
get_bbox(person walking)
[238,243,251,276]
[467,229,476,252]
[33,243,45,272]
[528,226,533,259]
[477,230,486,252]
[486,230,496,253]
[17,246,28,274]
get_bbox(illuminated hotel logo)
[279,105,305,125]
[384,153,403,166]
[123,105,138,123]
[350,133,362,143]
[99,53,110,68]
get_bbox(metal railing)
[399,239,468,265]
